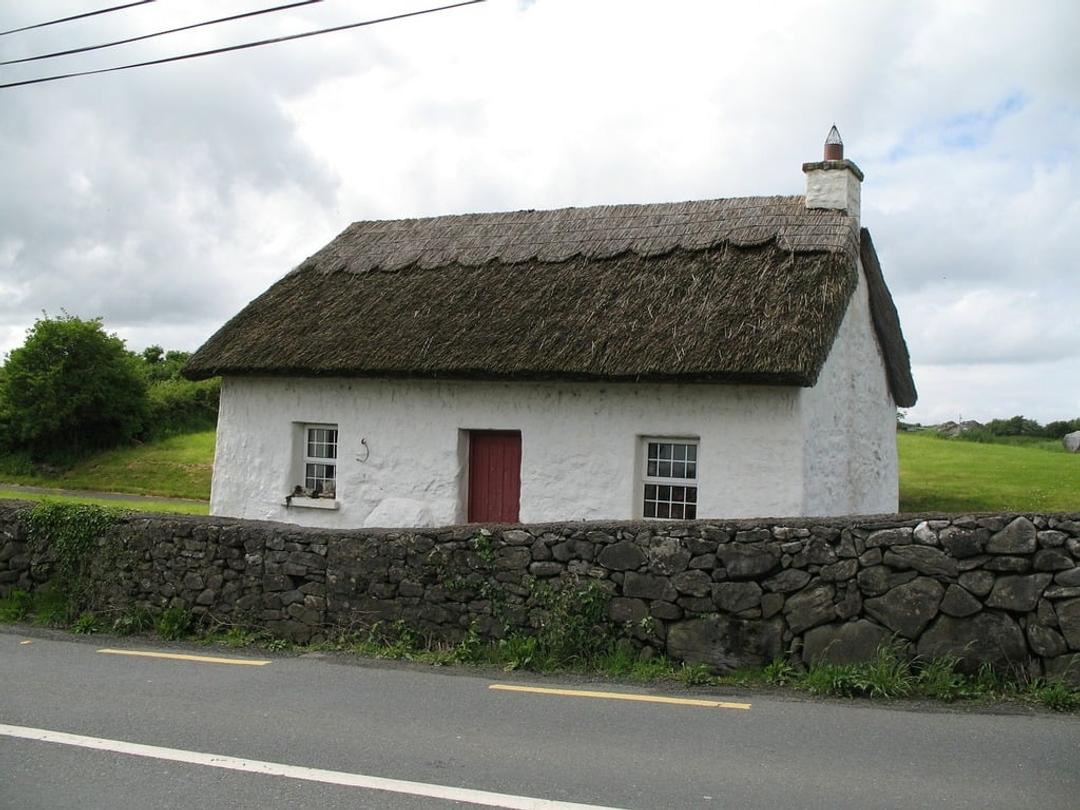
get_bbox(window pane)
[658,485,670,500]
[673,444,686,461]
[644,500,656,518]
[647,461,657,477]
[645,484,656,499]
[648,442,659,460]
[659,444,671,460]
[686,487,697,503]
[656,503,670,519]
[671,504,684,520]
[658,461,671,478]
[686,462,696,479]
[672,486,684,501]
[671,462,686,478]
[686,444,697,462]
[686,504,697,519]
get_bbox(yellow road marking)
[97,649,271,667]
[488,684,750,710]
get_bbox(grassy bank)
[0,430,213,501]
[898,431,1080,513]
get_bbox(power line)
[0,0,485,90]
[0,1,157,38]
[1,0,325,66]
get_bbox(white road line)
[0,723,626,810]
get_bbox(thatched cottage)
[184,130,916,528]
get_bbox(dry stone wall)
[2,502,1080,683]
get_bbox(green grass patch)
[0,490,208,515]
[0,430,214,500]
[898,431,1080,513]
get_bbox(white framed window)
[302,424,338,497]
[642,438,698,520]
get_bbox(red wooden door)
[468,431,521,523]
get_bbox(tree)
[1,314,148,456]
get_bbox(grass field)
[0,431,214,500]
[0,428,1077,515]
[898,431,1080,513]
[0,489,208,515]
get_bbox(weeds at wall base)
[3,592,1077,713]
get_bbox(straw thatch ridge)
[860,229,918,407]
[183,195,911,397]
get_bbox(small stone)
[735,529,772,544]
[762,568,811,593]
[834,587,862,620]
[913,521,938,546]
[1034,549,1074,572]
[598,541,644,571]
[650,601,682,620]
[1038,598,1058,627]
[1046,586,1080,600]
[819,559,858,582]
[985,574,1052,612]
[983,556,1031,573]
[761,592,784,619]
[792,538,838,567]
[858,548,883,567]
[938,527,988,558]
[784,584,836,634]
[647,537,691,575]
[671,569,712,597]
[623,572,677,602]
[1059,599,1080,649]
[882,545,958,577]
[716,544,780,580]
[866,528,914,548]
[1027,624,1068,658]
[528,562,564,578]
[609,597,649,624]
[1045,653,1080,686]
[1038,530,1068,548]
[502,530,533,545]
[939,585,982,618]
[857,566,917,597]
[986,517,1037,554]
[958,570,995,597]
[688,553,716,570]
[864,577,945,639]
[713,581,763,613]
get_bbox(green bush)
[145,378,220,439]
[1,314,148,457]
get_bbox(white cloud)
[0,0,1078,423]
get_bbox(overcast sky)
[1,0,1077,425]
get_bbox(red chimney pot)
[824,124,843,161]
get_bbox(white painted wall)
[799,258,899,515]
[804,165,861,219]
[210,267,899,528]
[211,377,807,528]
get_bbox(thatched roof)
[184,195,916,406]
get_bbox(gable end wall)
[798,257,899,515]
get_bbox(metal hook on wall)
[356,437,370,463]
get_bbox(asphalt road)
[1,628,1078,810]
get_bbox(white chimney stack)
[803,125,863,221]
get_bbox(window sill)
[285,496,339,511]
